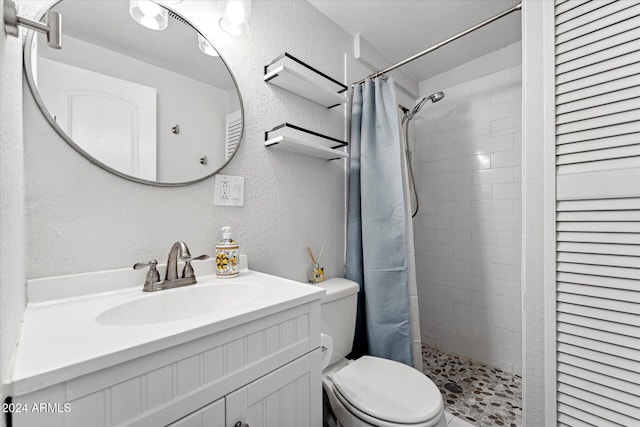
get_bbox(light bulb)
[225,1,246,25]
[138,0,162,17]
[130,0,168,31]
[219,0,250,36]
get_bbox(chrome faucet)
[166,241,191,281]
[134,241,209,292]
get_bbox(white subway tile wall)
[413,65,522,374]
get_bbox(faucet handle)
[180,254,209,263]
[133,259,158,269]
[133,260,162,291]
[180,254,209,279]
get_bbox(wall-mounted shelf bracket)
[4,0,62,49]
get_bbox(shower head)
[429,91,445,103]
[411,91,446,115]
[399,90,445,123]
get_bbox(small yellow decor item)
[308,264,325,284]
[306,246,325,283]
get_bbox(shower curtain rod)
[351,2,522,87]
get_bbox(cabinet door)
[226,349,321,427]
[167,398,225,427]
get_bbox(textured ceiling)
[308,0,522,83]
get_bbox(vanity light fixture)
[129,0,168,31]
[198,33,219,57]
[218,0,251,36]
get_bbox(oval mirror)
[24,0,244,186]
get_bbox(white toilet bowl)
[316,278,446,427]
[322,356,446,427]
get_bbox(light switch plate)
[214,174,244,207]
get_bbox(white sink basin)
[13,267,325,396]
[96,282,264,326]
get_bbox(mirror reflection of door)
[38,58,157,181]
[25,0,244,185]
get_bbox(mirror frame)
[23,0,244,187]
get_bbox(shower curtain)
[346,77,412,366]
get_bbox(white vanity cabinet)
[10,301,322,427]
[167,398,225,427]
[226,350,320,427]
[167,350,320,427]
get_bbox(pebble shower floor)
[421,344,522,426]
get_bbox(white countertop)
[10,266,324,396]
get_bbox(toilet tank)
[315,278,359,366]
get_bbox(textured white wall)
[23,0,351,282]
[413,44,522,374]
[0,0,27,407]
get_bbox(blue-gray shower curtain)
[346,77,412,366]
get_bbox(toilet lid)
[331,356,443,424]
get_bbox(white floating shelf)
[264,52,349,108]
[264,65,347,108]
[265,136,348,160]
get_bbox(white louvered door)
[554,1,640,425]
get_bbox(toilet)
[317,278,447,427]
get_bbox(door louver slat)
[557,149,640,172]
[558,372,640,408]
[556,28,640,65]
[556,134,640,154]
[556,110,640,134]
[558,382,640,419]
[557,231,640,244]
[557,77,640,109]
[557,271,640,290]
[558,292,640,315]
[556,98,640,125]
[557,197,640,211]
[556,87,640,115]
[557,360,640,396]
[557,261,640,279]
[558,281,640,301]
[556,210,640,221]
[556,5,640,47]
[556,1,634,34]
[557,402,618,427]
[557,312,640,338]
[558,302,639,327]
[558,392,639,426]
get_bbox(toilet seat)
[330,356,444,425]
[331,384,443,427]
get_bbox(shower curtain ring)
[371,72,388,82]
